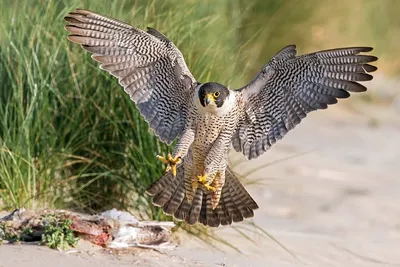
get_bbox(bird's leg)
[157,127,195,177]
[210,172,224,209]
[157,154,181,177]
[196,173,216,192]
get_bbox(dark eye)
[214,92,220,98]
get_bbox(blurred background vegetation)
[0,0,397,227]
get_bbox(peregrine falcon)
[64,9,378,227]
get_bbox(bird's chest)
[194,114,224,147]
[190,114,225,173]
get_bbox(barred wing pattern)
[64,9,196,144]
[233,45,377,160]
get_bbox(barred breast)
[191,94,243,176]
[192,113,225,175]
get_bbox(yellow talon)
[156,155,170,164]
[197,174,216,192]
[197,174,207,184]
[157,153,181,177]
[204,183,216,192]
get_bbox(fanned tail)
[146,164,258,227]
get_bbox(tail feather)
[147,164,182,207]
[162,177,185,215]
[205,195,213,226]
[151,175,180,207]
[146,168,174,196]
[213,198,226,226]
[175,188,202,222]
[198,195,207,226]
[163,186,184,215]
[216,196,232,226]
[224,179,245,222]
[152,190,169,207]
[227,168,259,212]
[205,194,219,227]
[230,184,256,219]
[146,164,258,227]
[186,189,203,225]
[174,196,191,221]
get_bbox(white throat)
[194,85,236,117]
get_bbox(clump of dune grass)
[0,0,242,217]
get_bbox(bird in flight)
[64,9,377,227]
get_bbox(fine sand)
[1,86,399,266]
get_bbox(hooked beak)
[205,94,214,105]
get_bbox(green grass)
[0,0,243,217]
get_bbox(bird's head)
[197,82,231,113]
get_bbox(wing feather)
[65,9,196,144]
[234,45,377,159]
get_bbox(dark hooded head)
[198,82,230,108]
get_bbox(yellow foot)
[197,174,216,192]
[157,154,181,177]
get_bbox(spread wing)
[232,45,378,159]
[64,9,196,144]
